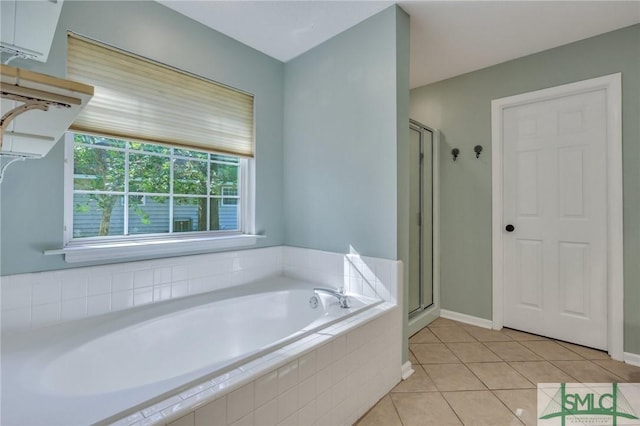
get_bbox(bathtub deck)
[1,277,386,426]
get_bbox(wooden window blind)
[67,33,254,157]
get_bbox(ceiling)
[159,1,640,89]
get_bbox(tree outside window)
[72,133,240,238]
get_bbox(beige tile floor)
[356,317,640,426]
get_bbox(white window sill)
[44,234,264,263]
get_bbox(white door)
[502,89,608,349]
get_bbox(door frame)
[490,73,623,360]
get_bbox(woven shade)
[67,33,254,157]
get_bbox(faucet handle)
[339,294,351,308]
[337,286,346,294]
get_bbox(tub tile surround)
[283,246,398,304]
[2,247,284,331]
[145,306,401,426]
[1,246,398,332]
[1,246,403,426]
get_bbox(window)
[68,133,247,240]
[51,33,257,261]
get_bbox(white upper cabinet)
[1,0,64,62]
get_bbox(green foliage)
[75,203,90,214]
[129,153,170,194]
[73,134,239,237]
[174,158,208,196]
[129,195,151,225]
[210,163,238,196]
[74,134,126,235]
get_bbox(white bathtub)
[1,276,381,426]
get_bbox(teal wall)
[1,2,411,290]
[410,24,640,354]
[0,1,285,275]
[283,5,408,261]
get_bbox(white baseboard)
[624,352,640,367]
[440,311,638,365]
[408,307,440,337]
[440,309,493,329]
[401,361,415,380]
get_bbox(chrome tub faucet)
[313,287,351,308]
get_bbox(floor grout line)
[358,317,640,426]
[387,395,406,426]
[488,388,527,426]
[438,391,466,426]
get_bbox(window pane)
[174,158,208,195]
[129,141,170,155]
[222,198,238,206]
[74,133,126,149]
[221,187,238,206]
[211,153,239,164]
[74,145,125,192]
[174,197,207,232]
[128,196,169,235]
[210,163,238,196]
[70,132,245,240]
[210,198,238,231]
[129,153,170,194]
[73,193,124,237]
[174,148,208,160]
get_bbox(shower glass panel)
[409,124,433,316]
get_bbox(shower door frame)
[408,119,440,336]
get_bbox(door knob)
[505,224,515,232]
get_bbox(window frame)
[56,132,257,262]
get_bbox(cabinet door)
[1,0,64,62]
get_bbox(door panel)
[558,148,585,217]
[503,89,608,350]
[516,239,543,309]
[516,151,539,216]
[558,242,589,317]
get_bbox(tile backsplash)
[1,246,398,332]
[283,246,398,303]
[1,247,282,332]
